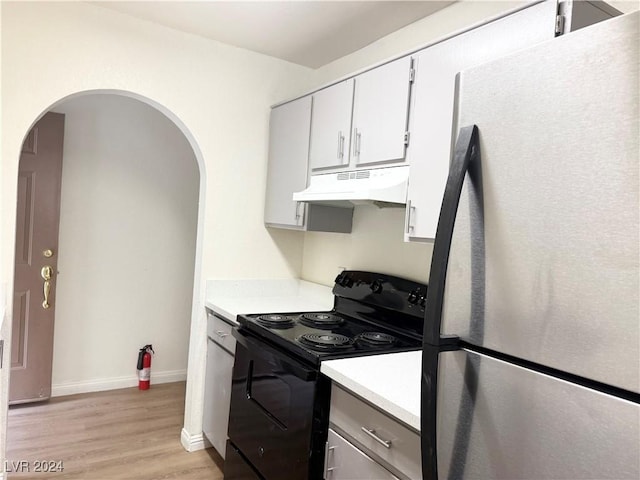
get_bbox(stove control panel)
[333,270,427,318]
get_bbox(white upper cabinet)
[307,56,413,173]
[404,0,559,241]
[264,97,311,228]
[309,79,354,172]
[352,56,413,167]
[265,97,353,233]
[264,0,615,238]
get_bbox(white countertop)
[205,278,334,324]
[321,350,422,431]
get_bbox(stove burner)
[256,314,296,329]
[356,332,397,347]
[299,313,345,328]
[297,333,353,351]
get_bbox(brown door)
[10,112,65,404]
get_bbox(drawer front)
[207,313,236,354]
[326,428,399,480]
[330,385,421,480]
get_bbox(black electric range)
[225,271,427,480]
[237,270,426,365]
[237,308,422,366]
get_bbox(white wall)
[0,0,313,463]
[302,207,432,285]
[50,94,198,395]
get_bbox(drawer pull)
[215,331,229,338]
[324,443,335,478]
[361,427,392,448]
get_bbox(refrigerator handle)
[421,124,479,480]
[424,124,479,345]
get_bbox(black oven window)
[248,360,291,428]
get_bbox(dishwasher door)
[203,312,236,458]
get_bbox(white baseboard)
[51,369,187,397]
[180,427,207,452]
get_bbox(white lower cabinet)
[203,313,236,458]
[328,385,421,480]
[325,428,399,480]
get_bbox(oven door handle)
[233,328,318,382]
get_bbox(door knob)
[41,265,53,309]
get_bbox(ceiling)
[92,1,454,68]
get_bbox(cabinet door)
[309,79,354,172]
[264,97,311,228]
[352,56,412,167]
[404,0,557,241]
[325,429,399,480]
[203,338,235,459]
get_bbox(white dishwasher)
[203,311,236,459]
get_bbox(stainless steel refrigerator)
[422,11,639,480]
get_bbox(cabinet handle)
[215,331,229,339]
[295,201,305,226]
[337,131,344,160]
[361,427,392,448]
[352,128,359,157]
[405,200,416,233]
[323,442,335,478]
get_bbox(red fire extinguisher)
[137,344,154,390]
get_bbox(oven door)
[227,328,322,480]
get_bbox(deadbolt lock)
[43,249,53,258]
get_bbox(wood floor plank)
[6,382,224,480]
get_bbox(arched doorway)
[3,89,207,468]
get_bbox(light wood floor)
[6,382,224,479]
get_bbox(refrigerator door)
[436,349,639,479]
[442,12,639,392]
